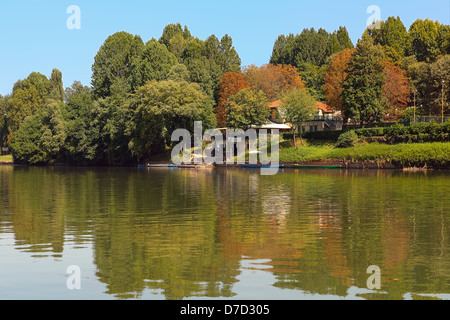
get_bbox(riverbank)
[0,155,13,164]
[279,141,450,170]
[4,142,450,170]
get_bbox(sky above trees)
[0,0,449,95]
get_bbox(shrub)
[335,130,359,148]
[384,123,409,137]
[355,127,384,137]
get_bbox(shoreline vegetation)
[1,20,450,169]
[3,119,450,170]
[2,140,450,170]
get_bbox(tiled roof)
[269,100,283,109]
[270,100,335,113]
[315,102,334,113]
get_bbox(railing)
[313,116,343,121]
[411,116,450,124]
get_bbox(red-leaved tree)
[216,72,250,127]
[382,60,411,120]
[323,48,355,113]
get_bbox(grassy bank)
[0,154,13,164]
[280,142,450,169]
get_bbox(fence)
[411,116,450,124]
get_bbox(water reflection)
[0,165,449,300]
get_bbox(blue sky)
[0,0,449,96]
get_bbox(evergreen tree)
[49,69,64,102]
[270,27,353,67]
[364,16,409,57]
[342,38,388,125]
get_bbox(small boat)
[138,164,178,168]
[177,164,199,169]
[240,164,285,169]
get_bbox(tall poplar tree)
[342,38,388,125]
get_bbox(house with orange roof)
[269,100,343,132]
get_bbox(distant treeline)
[0,18,448,165]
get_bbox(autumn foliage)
[324,46,410,122]
[323,48,355,112]
[382,60,411,120]
[242,64,304,101]
[216,72,250,127]
[216,64,305,127]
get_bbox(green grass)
[0,154,13,163]
[280,142,450,168]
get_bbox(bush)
[335,130,359,148]
[303,130,343,140]
[384,123,409,138]
[283,130,344,141]
[355,127,384,137]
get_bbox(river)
[0,165,449,300]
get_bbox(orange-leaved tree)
[323,48,355,114]
[382,60,410,121]
[243,64,304,102]
[216,72,250,127]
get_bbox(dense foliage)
[3,18,449,165]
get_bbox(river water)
[0,165,449,300]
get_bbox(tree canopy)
[341,38,389,124]
[4,19,450,165]
[226,88,269,130]
[270,26,354,67]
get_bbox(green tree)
[327,27,354,57]
[131,39,177,90]
[401,56,432,115]
[49,68,64,102]
[294,28,330,66]
[402,54,450,116]
[7,72,52,134]
[226,88,269,130]
[95,77,136,165]
[428,55,450,116]
[182,37,205,62]
[342,38,388,125]
[0,94,9,147]
[297,62,327,101]
[167,33,187,59]
[91,31,145,98]
[61,82,99,164]
[408,19,449,62]
[364,16,409,57]
[270,34,296,66]
[218,34,241,73]
[186,57,222,100]
[270,27,353,67]
[335,26,354,50]
[64,81,92,103]
[10,100,66,164]
[204,35,221,62]
[167,63,190,82]
[280,88,316,147]
[126,80,216,161]
[159,23,192,50]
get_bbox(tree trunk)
[293,128,297,149]
[299,124,304,146]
